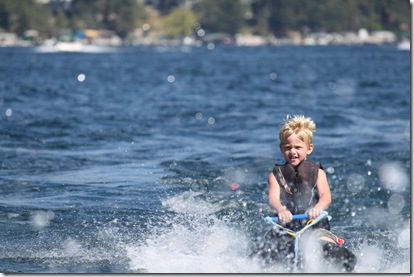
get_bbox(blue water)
[0,44,410,273]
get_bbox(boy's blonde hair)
[279,115,316,147]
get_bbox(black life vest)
[272,160,330,231]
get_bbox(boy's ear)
[307,143,314,155]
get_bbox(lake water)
[0,44,410,273]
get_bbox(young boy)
[268,114,331,231]
[254,115,356,272]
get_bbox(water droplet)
[196,28,205,37]
[195,112,203,120]
[387,193,405,214]
[379,162,408,191]
[142,23,150,31]
[5,108,12,117]
[167,75,175,82]
[77,73,86,82]
[347,173,365,193]
[331,78,355,96]
[208,117,215,124]
[269,72,278,80]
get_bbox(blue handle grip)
[264,213,308,224]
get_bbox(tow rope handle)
[264,213,309,224]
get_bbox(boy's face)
[280,134,313,166]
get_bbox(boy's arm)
[268,172,292,222]
[308,168,332,219]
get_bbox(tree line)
[0,0,410,40]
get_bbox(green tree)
[193,0,246,36]
[153,0,185,15]
[0,0,410,41]
[369,0,410,30]
[248,0,272,36]
[70,0,147,38]
[0,0,51,36]
[102,0,143,38]
[267,0,302,36]
[51,9,70,35]
[161,6,197,38]
[266,0,411,37]
[304,0,353,32]
[69,0,107,29]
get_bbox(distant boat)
[56,41,85,52]
[396,39,410,51]
[34,41,116,53]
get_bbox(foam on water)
[121,189,410,273]
[124,219,264,273]
[353,237,410,273]
[121,193,223,271]
[123,189,271,273]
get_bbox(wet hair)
[279,115,316,147]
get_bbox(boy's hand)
[277,209,292,223]
[308,207,323,219]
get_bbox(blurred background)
[0,0,411,47]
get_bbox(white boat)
[53,41,84,52]
[397,39,410,51]
[34,40,116,53]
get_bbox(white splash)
[125,217,262,273]
[397,225,410,249]
[161,190,221,215]
[30,210,55,229]
[63,237,83,256]
[124,190,410,273]
[354,244,384,273]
